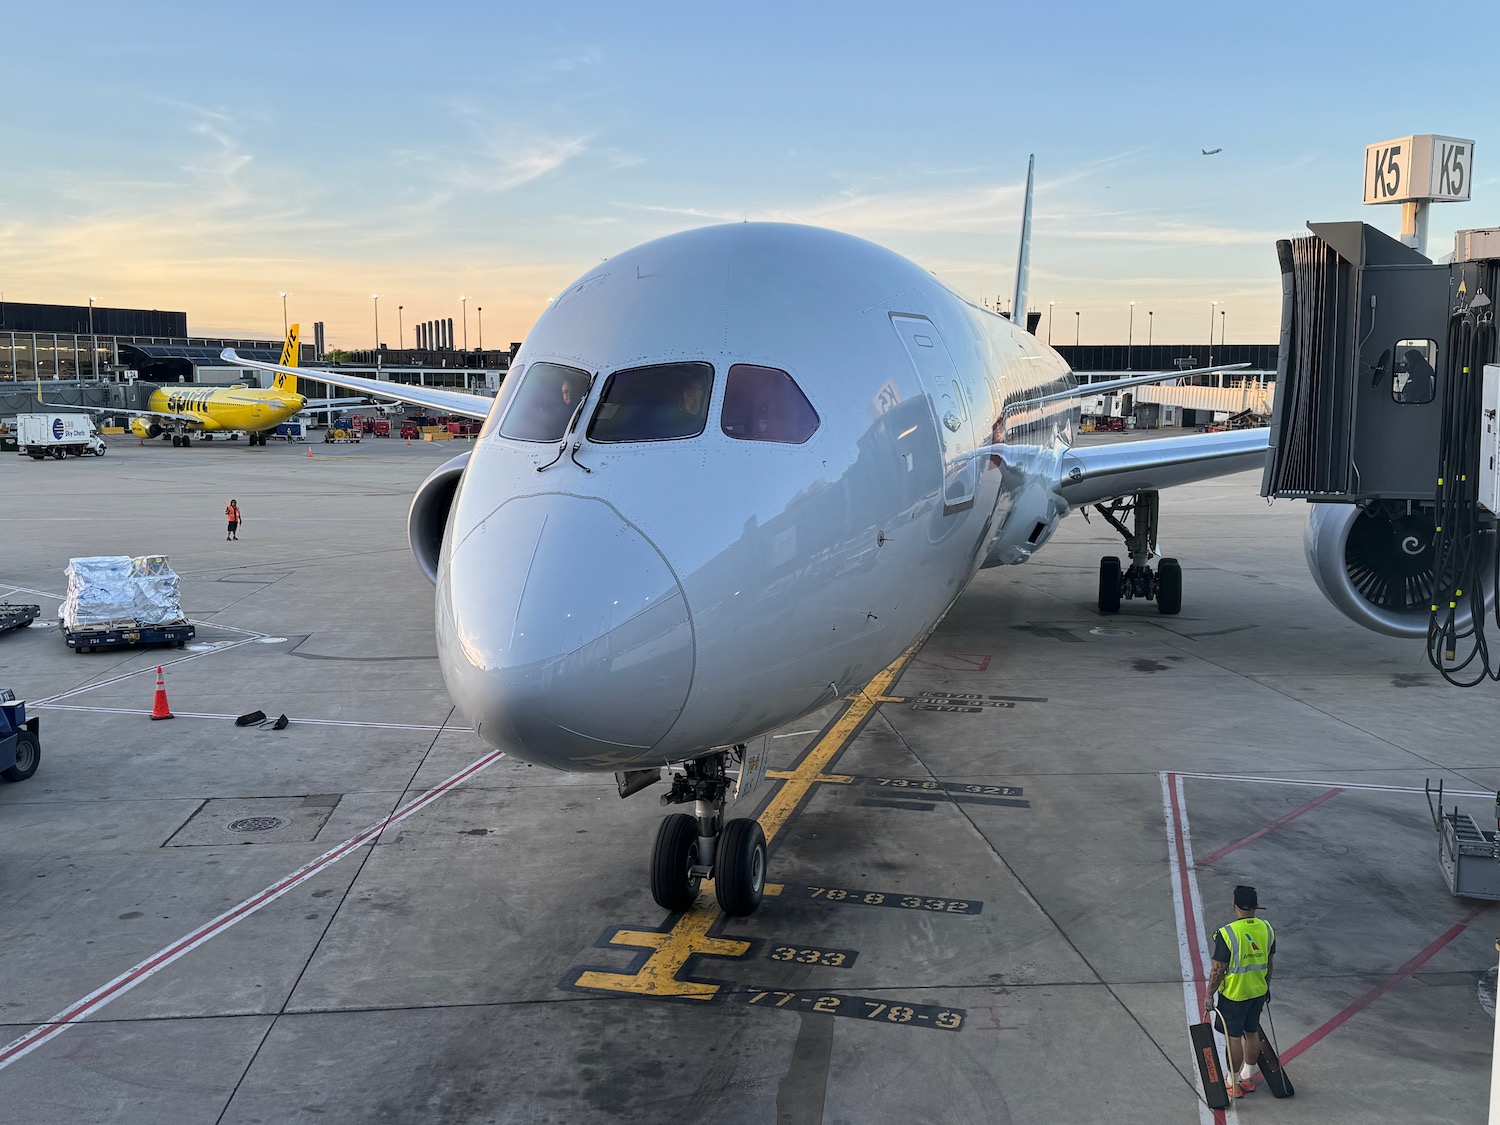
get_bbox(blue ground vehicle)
[0,688,40,782]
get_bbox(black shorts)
[1215,993,1266,1037]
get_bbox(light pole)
[398,305,404,350]
[1075,310,1080,347]
[460,296,468,351]
[88,296,97,379]
[1148,310,1154,348]
[373,294,380,353]
[1220,308,1227,350]
[1127,301,1136,370]
[1208,300,1218,366]
[478,306,483,351]
[1047,301,1055,345]
[279,292,287,336]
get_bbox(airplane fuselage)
[142,385,305,434]
[436,223,1078,773]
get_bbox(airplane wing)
[35,398,201,425]
[222,350,493,421]
[1057,428,1269,508]
[1032,363,1250,406]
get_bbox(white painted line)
[0,748,506,1071]
[34,638,262,706]
[1176,771,1490,799]
[1162,772,1234,1124]
[35,704,452,733]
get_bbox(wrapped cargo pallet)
[62,555,187,630]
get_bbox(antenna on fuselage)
[1011,154,1035,333]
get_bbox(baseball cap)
[1234,885,1259,910]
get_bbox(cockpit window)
[720,364,820,444]
[586,362,713,443]
[478,364,521,440]
[497,361,591,442]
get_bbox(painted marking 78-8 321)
[740,988,965,1031]
[802,885,982,914]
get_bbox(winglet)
[1011,155,1035,332]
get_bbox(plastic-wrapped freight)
[62,555,186,629]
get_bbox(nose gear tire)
[650,813,701,912]
[715,818,767,916]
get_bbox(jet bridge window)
[497,361,591,442]
[720,364,819,444]
[587,362,713,442]
[1391,339,1437,405]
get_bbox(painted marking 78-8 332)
[741,988,965,1031]
[802,885,982,914]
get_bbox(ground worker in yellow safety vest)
[1206,884,1275,1098]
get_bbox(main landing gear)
[1092,490,1182,615]
[650,749,767,917]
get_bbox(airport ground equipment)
[0,604,40,636]
[14,412,106,459]
[0,688,40,782]
[1426,779,1500,899]
[60,555,194,654]
[272,422,306,441]
[1189,1015,1232,1109]
[1262,221,1500,682]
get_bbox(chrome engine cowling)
[1304,502,1491,638]
[407,452,470,584]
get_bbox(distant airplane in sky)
[1202,147,1222,155]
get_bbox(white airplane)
[226,168,1308,918]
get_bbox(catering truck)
[15,412,106,459]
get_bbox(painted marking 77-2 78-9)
[739,988,965,1031]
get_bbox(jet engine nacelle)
[1304,502,1493,638]
[130,418,161,439]
[407,452,470,584]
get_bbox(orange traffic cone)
[150,666,174,720]
[306,448,314,457]
[405,438,411,446]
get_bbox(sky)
[3,1,1497,350]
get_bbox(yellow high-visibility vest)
[1218,917,1274,1001]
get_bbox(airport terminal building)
[0,300,512,418]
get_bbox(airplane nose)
[439,495,694,768]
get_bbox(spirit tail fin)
[273,324,300,392]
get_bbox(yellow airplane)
[43,325,310,447]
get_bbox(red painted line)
[1198,787,1344,866]
[0,748,505,1070]
[1280,903,1485,1065]
[1167,774,1226,1124]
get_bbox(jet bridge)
[1261,221,1500,678]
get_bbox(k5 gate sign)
[1364,135,1474,204]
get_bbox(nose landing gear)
[650,748,767,916]
[1092,490,1182,615]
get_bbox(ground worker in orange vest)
[225,499,242,541]
[1206,884,1275,1098]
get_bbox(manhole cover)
[1089,626,1136,637]
[227,816,288,832]
[166,796,341,846]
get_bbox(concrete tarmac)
[1,430,1496,1123]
